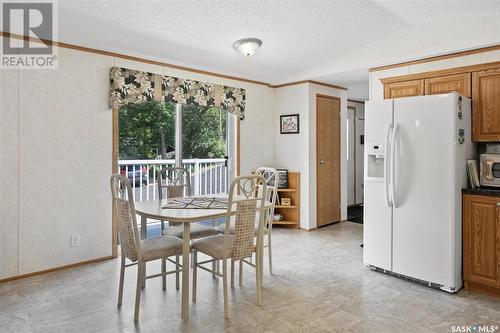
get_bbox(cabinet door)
[472,68,500,141]
[463,194,500,288]
[424,73,471,97]
[384,80,424,99]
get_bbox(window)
[118,102,236,201]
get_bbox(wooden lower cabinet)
[463,193,500,295]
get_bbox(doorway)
[316,95,341,227]
[346,101,365,224]
[111,102,238,255]
[347,106,356,206]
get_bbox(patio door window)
[118,102,236,201]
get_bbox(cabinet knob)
[496,203,500,207]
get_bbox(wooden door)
[463,194,500,288]
[472,68,500,141]
[424,73,471,97]
[316,95,341,227]
[383,79,424,99]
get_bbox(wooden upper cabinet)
[383,79,424,99]
[463,194,500,288]
[424,73,471,97]
[472,67,500,141]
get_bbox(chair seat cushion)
[140,236,183,262]
[215,223,268,235]
[165,223,219,239]
[192,234,256,260]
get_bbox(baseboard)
[300,226,317,232]
[0,256,114,283]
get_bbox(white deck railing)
[119,158,228,202]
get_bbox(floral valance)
[109,67,246,119]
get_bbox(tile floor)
[1,222,499,333]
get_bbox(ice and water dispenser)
[366,143,385,178]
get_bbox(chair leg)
[161,220,165,235]
[175,255,180,290]
[239,259,243,287]
[212,261,216,279]
[230,259,235,289]
[117,256,125,307]
[223,259,229,319]
[192,250,197,302]
[256,252,262,306]
[161,259,166,291]
[268,233,273,275]
[134,261,143,322]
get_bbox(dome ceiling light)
[233,38,262,56]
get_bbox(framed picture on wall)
[280,114,299,134]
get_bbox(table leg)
[181,223,190,320]
[141,215,147,288]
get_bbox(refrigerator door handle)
[390,123,399,208]
[384,124,393,207]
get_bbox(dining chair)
[157,167,220,282]
[110,174,183,322]
[216,167,278,278]
[191,174,267,319]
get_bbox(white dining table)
[134,197,227,320]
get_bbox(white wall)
[0,68,20,278]
[369,49,500,100]
[347,101,365,205]
[0,46,275,279]
[274,84,310,228]
[274,83,348,230]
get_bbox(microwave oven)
[480,153,500,187]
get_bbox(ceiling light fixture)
[233,38,262,56]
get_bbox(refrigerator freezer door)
[364,99,393,183]
[363,100,393,270]
[392,94,457,287]
[364,182,392,270]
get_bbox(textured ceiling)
[59,0,500,99]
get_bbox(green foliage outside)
[119,102,227,160]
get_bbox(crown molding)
[369,44,500,72]
[1,31,348,91]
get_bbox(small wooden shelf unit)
[274,172,300,229]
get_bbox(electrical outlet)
[70,234,80,248]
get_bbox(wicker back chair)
[255,167,278,274]
[157,167,191,231]
[111,175,142,262]
[157,166,192,201]
[191,174,268,318]
[110,174,183,322]
[157,167,219,239]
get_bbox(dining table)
[133,195,270,321]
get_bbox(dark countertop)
[462,187,500,196]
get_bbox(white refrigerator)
[363,92,475,293]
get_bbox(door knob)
[319,160,325,164]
